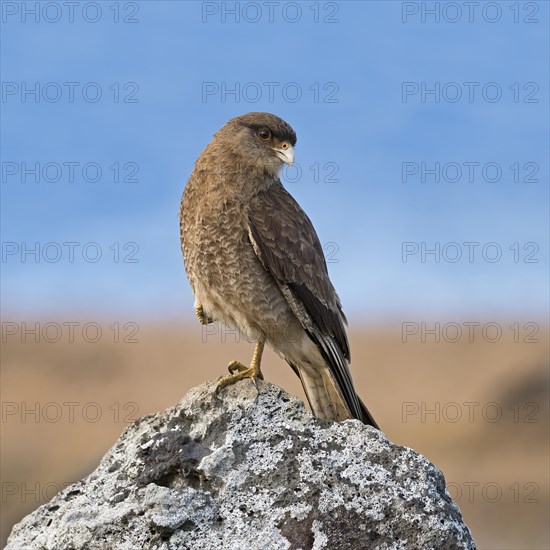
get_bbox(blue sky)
[2,1,548,323]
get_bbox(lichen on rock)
[7,380,475,549]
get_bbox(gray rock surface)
[7,380,475,549]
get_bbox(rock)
[7,380,475,550]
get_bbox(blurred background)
[1,1,548,548]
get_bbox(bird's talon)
[217,364,263,391]
[214,383,223,398]
[195,305,212,325]
[227,360,247,375]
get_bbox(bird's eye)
[258,129,271,140]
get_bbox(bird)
[180,112,378,428]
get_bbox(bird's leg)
[217,337,265,390]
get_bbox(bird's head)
[216,112,297,178]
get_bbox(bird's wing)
[247,181,362,420]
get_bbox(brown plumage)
[180,112,378,428]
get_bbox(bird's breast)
[180,169,296,342]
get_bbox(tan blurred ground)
[1,321,548,549]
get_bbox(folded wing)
[247,181,366,422]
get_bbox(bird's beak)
[273,144,295,166]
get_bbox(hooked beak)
[273,143,295,166]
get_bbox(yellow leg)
[217,337,265,390]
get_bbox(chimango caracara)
[180,112,378,428]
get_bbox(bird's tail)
[359,397,379,429]
[288,361,379,429]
